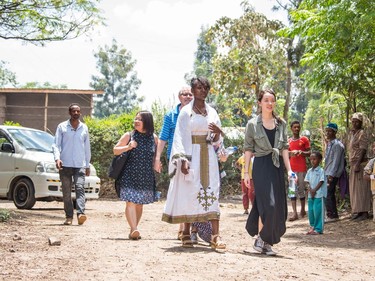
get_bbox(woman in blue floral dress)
[113,110,158,240]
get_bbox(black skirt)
[246,153,287,245]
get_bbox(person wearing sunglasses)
[162,77,226,250]
[154,87,193,240]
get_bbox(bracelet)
[244,172,249,174]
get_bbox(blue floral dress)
[118,130,156,204]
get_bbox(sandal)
[177,231,183,241]
[181,234,194,248]
[129,230,141,240]
[210,234,226,250]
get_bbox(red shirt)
[288,136,310,172]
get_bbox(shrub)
[85,108,244,198]
[0,209,10,222]
[84,110,138,180]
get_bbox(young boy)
[363,142,375,222]
[235,153,255,214]
[304,151,327,234]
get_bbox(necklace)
[194,105,207,117]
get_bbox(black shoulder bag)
[108,132,133,180]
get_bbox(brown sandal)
[177,231,183,240]
[181,235,194,248]
[129,230,141,240]
[210,234,226,250]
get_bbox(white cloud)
[0,0,286,109]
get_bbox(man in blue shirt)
[154,87,192,239]
[154,87,193,168]
[53,103,91,226]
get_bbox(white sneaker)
[253,236,264,253]
[325,217,339,223]
[190,232,198,244]
[263,242,277,256]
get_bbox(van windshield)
[8,128,54,153]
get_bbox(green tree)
[21,81,67,89]
[286,0,375,122]
[0,61,17,87]
[90,39,143,118]
[0,0,103,46]
[273,0,308,123]
[206,2,288,126]
[84,110,137,181]
[185,26,217,85]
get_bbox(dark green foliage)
[219,136,244,197]
[84,110,138,180]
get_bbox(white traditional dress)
[162,101,222,223]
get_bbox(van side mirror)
[1,143,14,153]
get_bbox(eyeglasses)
[134,118,143,121]
[180,93,193,97]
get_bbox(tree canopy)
[185,26,217,83]
[0,61,17,87]
[90,39,143,118]
[206,2,288,126]
[0,0,103,45]
[286,0,375,119]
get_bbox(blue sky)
[0,0,286,109]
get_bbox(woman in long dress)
[162,77,225,250]
[244,89,293,256]
[113,111,158,240]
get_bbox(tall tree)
[206,2,288,126]
[0,61,17,87]
[185,26,217,83]
[287,0,375,121]
[273,0,306,123]
[90,39,143,118]
[0,0,103,46]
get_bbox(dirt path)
[1,198,374,281]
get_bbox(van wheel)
[13,178,36,209]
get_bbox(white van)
[0,125,100,209]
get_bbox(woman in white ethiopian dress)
[162,77,226,250]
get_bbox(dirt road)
[1,198,374,281]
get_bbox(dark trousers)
[325,177,339,218]
[59,167,86,218]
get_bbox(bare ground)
[0,198,374,281]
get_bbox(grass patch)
[0,208,11,222]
